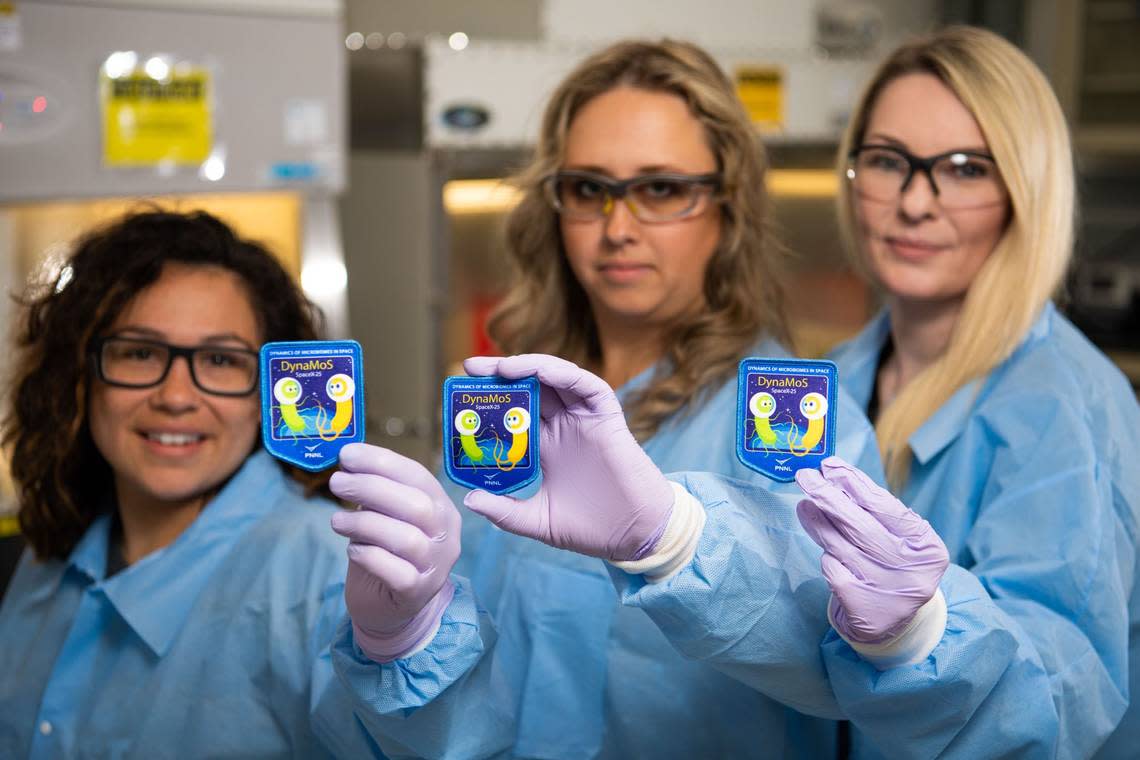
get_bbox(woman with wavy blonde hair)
[307,30,1136,760]
[319,38,887,758]
[489,38,789,441]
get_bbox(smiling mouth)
[144,432,205,447]
[885,236,944,251]
[597,261,654,276]
[600,262,650,268]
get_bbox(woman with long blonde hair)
[787,25,1140,757]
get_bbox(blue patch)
[442,376,540,495]
[736,357,838,482]
[260,340,365,471]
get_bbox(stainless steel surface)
[0,1,346,199]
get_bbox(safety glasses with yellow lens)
[543,170,722,223]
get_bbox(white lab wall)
[541,0,939,50]
[424,39,879,148]
[542,0,815,48]
[423,0,941,149]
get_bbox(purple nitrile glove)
[329,443,461,663]
[461,353,675,562]
[795,456,949,645]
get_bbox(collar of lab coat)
[835,305,1055,465]
[66,451,287,657]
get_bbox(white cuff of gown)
[830,588,948,670]
[609,482,707,583]
[389,615,444,661]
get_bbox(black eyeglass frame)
[90,336,260,397]
[846,144,999,197]
[543,170,723,222]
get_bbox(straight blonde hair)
[837,26,1075,488]
[489,39,790,440]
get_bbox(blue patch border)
[442,375,540,495]
[735,357,838,482]
[259,339,365,471]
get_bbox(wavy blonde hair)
[837,26,1075,488]
[489,39,789,440]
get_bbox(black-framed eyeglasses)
[92,336,259,397]
[543,170,722,223]
[846,144,1006,210]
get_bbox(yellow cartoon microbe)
[792,392,828,455]
[273,376,307,432]
[502,406,531,464]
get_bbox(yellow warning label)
[735,66,783,132]
[101,69,213,166]
[0,514,19,538]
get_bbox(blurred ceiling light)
[144,56,170,81]
[443,179,522,214]
[387,32,407,50]
[767,169,838,198]
[345,32,364,50]
[448,32,469,51]
[201,155,226,182]
[301,259,348,298]
[365,32,384,49]
[104,50,138,79]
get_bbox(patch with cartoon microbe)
[260,340,365,471]
[736,358,838,482]
[442,376,540,495]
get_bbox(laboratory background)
[0,0,1138,587]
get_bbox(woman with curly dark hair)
[0,209,381,756]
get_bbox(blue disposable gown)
[326,337,881,759]
[0,452,399,758]
[620,305,1139,759]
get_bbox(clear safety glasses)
[92,336,259,397]
[846,144,1007,210]
[543,170,722,223]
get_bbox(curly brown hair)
[488,39,790,440]
[3,209,331,560]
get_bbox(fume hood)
[0,0,348,511]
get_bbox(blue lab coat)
[625,306,1138,758]
[326,338,881,758]
[0,452,392,758]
